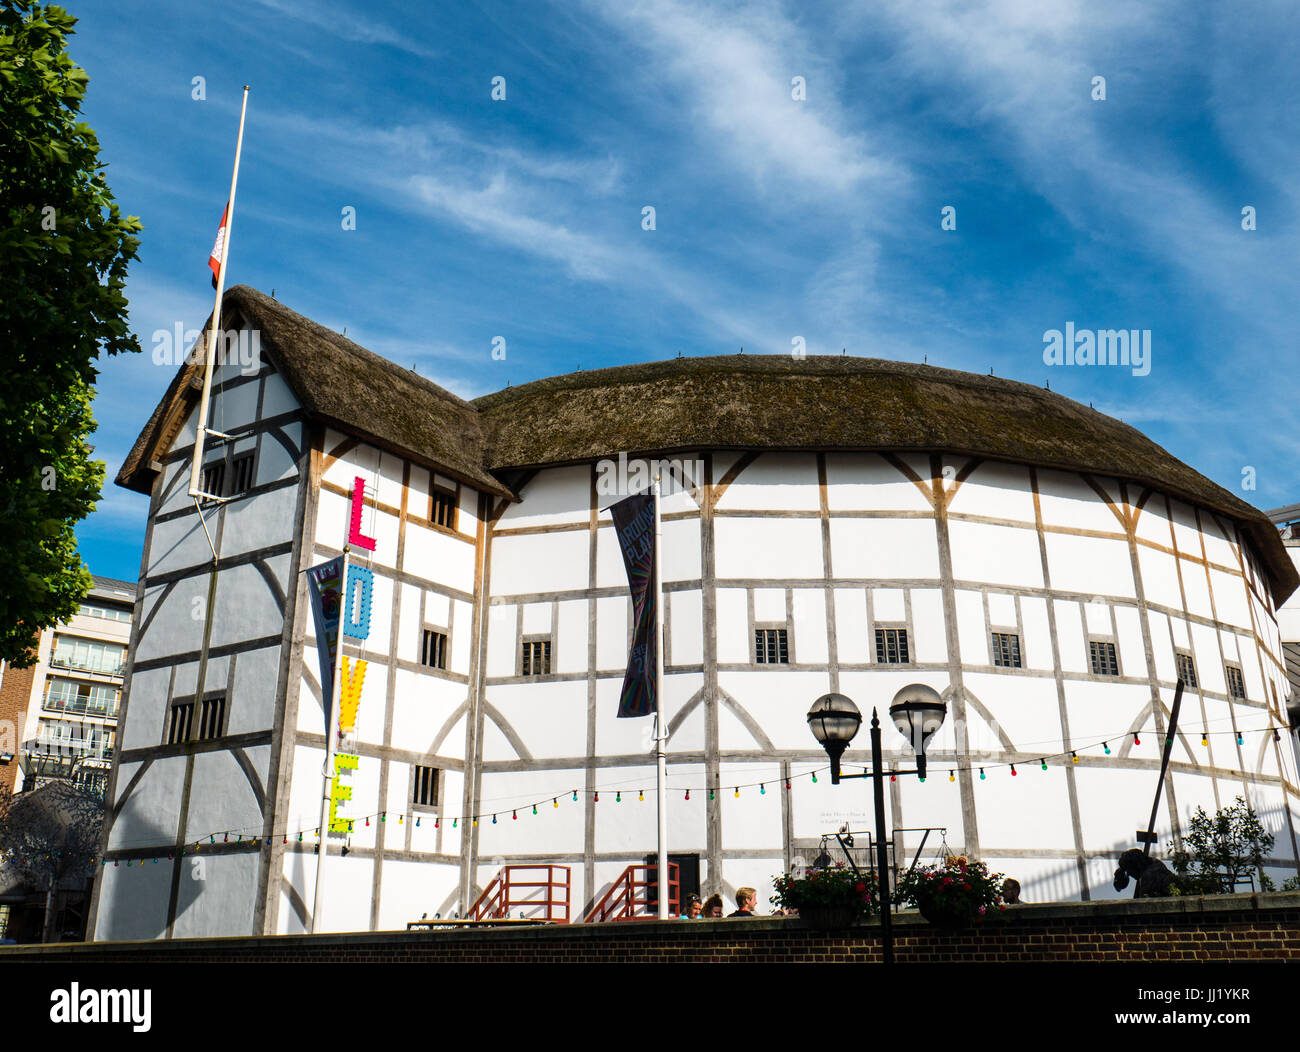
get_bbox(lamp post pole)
[870,710,894,965]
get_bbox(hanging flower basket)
[895,857,1006,928]
[771,863,878,928]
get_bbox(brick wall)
[2,892,1298,962]
[0,659,35,797]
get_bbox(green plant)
[894,857,1007,924]
[1169,797,1274,895]
[0,1,142,667]
[771,863,878,917]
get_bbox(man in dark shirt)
[728,887,758,917]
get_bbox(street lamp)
[888,683,947,780]
[806,693,861,784]
[806,685,950,965]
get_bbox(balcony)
[20,737,115,777]
[47,656,124,678]
[41,694,119,719]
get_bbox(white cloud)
[587,0,900,198]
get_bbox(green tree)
[0,0,141,667]
[1170,797,1274,894]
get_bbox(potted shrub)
[894,856,1006,927]
[771,863,878,929]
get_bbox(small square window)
[1089,640,1119,676]
[1225,664,1246,700]
[201,460,226,500]
[1175,652,1198,689]
[421,629,448,670]
[875,628,910,664]
[431,487,458,530]
[413,765,439,807]
[167,701,194,745]
[228,453,255,496]
[991,632,1022,668]
[754,628,789,664]
[522,639,552,677]
[197,695,226,740]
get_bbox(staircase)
[584,862,679,923]
[468,864,571,923]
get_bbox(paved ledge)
[3,892,1298,962]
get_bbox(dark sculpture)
[1113,848,1175,898]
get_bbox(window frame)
[754,626,790,665]
[1088,638,1120,677]
[874,626,911,665]
[1174,651,1198,689]
[411,764,441,810]
[1225,664,1246,700]
[991,631,1023,669]
[421,627,449,671]
[429,483,459,532]
[521,635,553,677]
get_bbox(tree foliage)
[0,0,142,666]
[0,780,105,894]
[1170,796,1274,894]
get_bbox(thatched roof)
[116,285,510,499]
[117,288,1296,603]
[474,355,1298,603]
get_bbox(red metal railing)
[584,863,679,923]
[469,865,571,923]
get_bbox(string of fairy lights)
[93,718,1293,867]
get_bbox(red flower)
[942,876,953,886]
[962,883,970,890]
[855,882,866,893]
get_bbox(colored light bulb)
[708,790,715,800]
[532,804,537,815]
[639,790,644,801]
[1103,743,1111,755]
[811,773,818,784]
[572,791,578,802]
[492,814,497,824]
[734,787,740,797]
[1071,752,1078,764]
[1202,734,1208,747]
[1040,759,1047,771]
[685,790,690,801]
[594,792,599,803]
[553,798,558,808]
[1236,733,1244,746]
[785,780,791,790]
[616,792,621,803]
[1133,733,1141,745]
[1010,765,1017,776]
[890,774,896,782]
[760,784,766,795]
[512,810,517,820]
[416,817,422,827]
[298,832,303,842]
[949,771,955,782]
[979,768,985,780]
[452,818,458,828]
[365,817,370,827]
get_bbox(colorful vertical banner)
[305,555,344,732]
[610,491,657,718]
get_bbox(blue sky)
[68,0,1300,581]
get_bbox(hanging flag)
[610,492,657,718]
[305,556,345,730]
[208,202,229,289]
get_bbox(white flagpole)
[311,547,349,933]
[189,85,250,499]
[653,474,669,919]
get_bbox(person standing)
[728,887,758,917]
